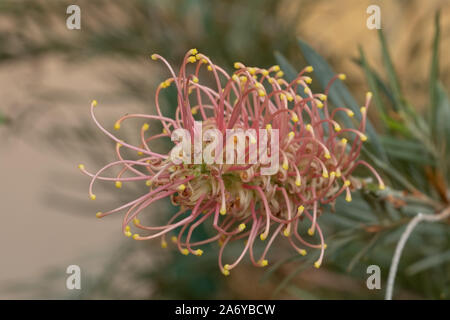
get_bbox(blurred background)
[0,0,449,299]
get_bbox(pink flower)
[79,49,384,275]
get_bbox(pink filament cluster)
[80,49,384,275]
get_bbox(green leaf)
[430,11,441,130]
[297,38,387,162]
[406,250,450,276]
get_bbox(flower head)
[80,49,384,274]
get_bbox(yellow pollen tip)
[124,231,132,238]
[95,212,102,218]
[78,164,85,170]
[288,131,295,139]
[224,264,231,271]
[133,218,140,225]
[297,205,305,215]
[306,124,313,131]
[379,184,386,190]
[260,259,268,267]
[346,194,352,202]
[258,90,266,97]
[232,74,239,82]
[360,134,368,141]
[308,228,315,236]
[291,114,299,123]
[305,66,313,73]
[324,152,331,159]
[141,123,150,131]
[347,110,354,117]
[283,229,290,237]
[125,225,130,232]
[276,71,284,78]
[161,241,168,248]
[282,162,289,171]
[262,70,269,76]
[344,180,351,187]
[299,249,307,256]
[189,48,198,55]
[322,172,329,178]
[151,54,158,60]
[238,223,246,232]
[222,269,230,276]
[194,249,203,256]
[334,124,341,132]
[171,236,178,244]
[341,138,348,145]
[304,76,312,84]
[314,261,322,268]
[234,62,241,69]
[316,101,324,108]
[177,184,186,192]
[90,194,96,201]
[366,91,373,99]
[273,65,280,72]
[114,122,121,130]
[192,76,199,83]
[260,233,267,241]
[338,73,346,80]
[295,178,301,187]
[265,124,272,131]
[91,100,98,107]
[319,94,327,101]
[360,107,367,114]
[207,65,212,71]
[191,108,198,115]
[323,244,328,249]
[220,207,227,215]
[132,234,140,240]
[187,56,196,63]
[181,249,189,255]
[115,181,122,189]
[145,180,152,187]
[304,87,311,94]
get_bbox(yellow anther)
[306,124,313,131]
[258,90,266,97]
[341,138,348,145]
[297,205,305,215]
[305,66,314,73]
[360,134,368,142]
[115,181,122,189]
[308,228,315,236]
[366,91,373,99]
[336,169,342,178]
[260,233,267,241]
[282,161,289,171]
[90,194,96,201]
[187,56,196,63]
[192,76,199,83]
[220,207,227,215]
[276,71,284,78]
[288,131,295,139]
[266,124,272,131]
[283,229,290,237]
[260,259,268,267]
[191,107,198,115]
[279,93,286,101]
[133,218,140,225]
[194,249,203,256]
[286,94,294,102]
[91,100,98,107]
[207,65,213,71]
[262,69,269,76]
[137,151,143,156]
[132,234,140,240]
[303,76,312,84]
[291,113,299,123]
[295,177,301,186]
[224,264,231,271]
[248,67,256,75]
[195,54,201,60]
[277,79,284,85]
[322,171,329,178]
[95,212,102,218]
[346,194,352,202]
[330,171,336,178]
[273,65,280,72]
[125,225,130,232]
[162,128,168,134]
[347,110,354,117]
[189,48,198,55]
[78,164,85,170]
[151,54,158,60]
[323,244,328,249]
[114,122,121,130]
[146,180,152,187]
[334,124,341,132]
[239,76,247,83]
[324,152,331,159]
[379,183,386,190]
[344,180,351,187]
[314,261,322,268]
[124,231,132,238]
[299,249,307,256]
[234,62,242,69]
[232,74,239,82]
[319,94,327,101]
[161,240,168,248]
[222,269,230,276]
[201,58,207,64]
[338,73,346,80]
[268,78,274,84]
[181,248,189,255]
[238,223,246,232]
[316,101,324,108]
[360,106,367,114]
[304,87,311,94]
[177,184,186,191]
[171,236,178,244]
